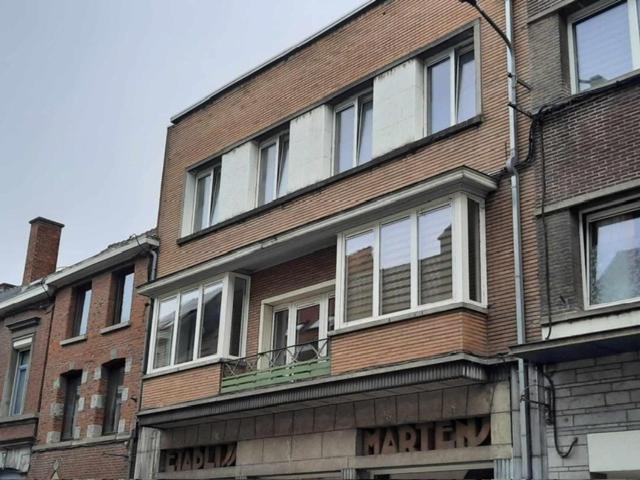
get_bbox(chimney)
[22,217,64,285]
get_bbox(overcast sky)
[0,0,365,285]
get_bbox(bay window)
[568,0,640,93]
[426,43,477,134]
[149,273,250,372]
[336,193,485,327]
[258,133,290,205]
[334,91,374,173]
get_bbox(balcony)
[221,339,330,393]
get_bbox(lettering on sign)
[360,416,491,455]
[160,443,236,472]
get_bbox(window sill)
[329,301,487,337]
[33,432,131,452]
[144,356,231,380]
[100,322,131,335]
[176,114,483,246]
[542,299,640,326]
[0,412,38,426]
[60,334,87,346]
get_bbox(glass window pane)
[457,50,476,123]
[419,206,453,304]
[103,363,124,434]
[357,99,374,165]
[193,173,212,231]
[153,297,177,369]
[345,231,374,322]
[335,105,355,173]
[176,289,199,364]
[209,165,222,225]
[574,2,632,91]
[272,310,288,366]
[10,349,30,416]
[229,277,247,357]
[62,374,81,440]
[296,304,320,362]
[199,283,222,358]
[277,137,289,198]
[259,143,278,205]
[116,271,134,325]
[468,199,482,302]
[74,287,91,336]
[429,58,451,133]
[327,297,335,332]
[589,209,640,304]
[380,217,412,314]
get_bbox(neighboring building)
[512,0,640,478]
[133,1,542,479]
[0,218,63,479]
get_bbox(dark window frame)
[112,267,135,326]
[102,361,125,435]
[72,283,92,337]
[61,372,82,441]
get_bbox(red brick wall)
[141,363,221,410]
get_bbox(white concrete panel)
[218,141,259,221]
[288,105,333,193]
[588,430,640,477]
[372,58,425,157]
[543,309,640,339]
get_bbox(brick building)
[510,0,640,478]
[132,0,542,478]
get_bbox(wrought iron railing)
[220,339,330,392]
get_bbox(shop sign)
[160,443,236,472]
[360,416,490,455]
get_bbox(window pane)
[62,374,81,440]
[429,58,451,133]
[10,349,30,416]
[419,206,453,304]
[103,363,124,434]
[193,173,212,231]
[176,289,199,364]
[589,209,640,304]
[335,105,355,173]
[357,99,374,165]
[229,277,247,357]
[468,199,482,302]
[345,231,374,322]
[199,283,222,358]
[457,50,476,123]
[277,137,289,198]
[272,310,288,366]
[209,165,222,225]
[296,304,320,362]
[380,217,412,314]
[153,297,177,369]
[327,297,335,332]
[575,2,632,91]
[116,270,134,325]
[74,287,91,336]
[259,143,278,205]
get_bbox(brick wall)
[544,352,640,479]
[141,363,221,410]
[22,218,63,285]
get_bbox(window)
[584,201,640,307]
[9,338,31,416]
[61,372,81,440]
[337,193,485,326]
[258,133,289,205]
[426,44,477,134]
[191,162,222,232]
[569,0,640,92]
[72,283,92,337]
[102,361,125,435]
[149,273,250,372]
[262,292,334,365]
[334,92,374,173]
[112,267,134,325]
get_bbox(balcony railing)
[221,339,330,393]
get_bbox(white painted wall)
[217,141,259,221]
[588,430,640,476]
[288,105,334,193]
[372,58,425,158]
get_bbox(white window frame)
[579,197,640,309]
[189,162,222,233]
[332,89,374,173]
[257,132,289,206]
[425,41,477,135]
[9,336,32,417]
[147,272,250,374]
[335,193,487,329]
[567,0,640,93]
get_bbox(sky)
[0,0,365,285]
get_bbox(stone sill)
[60,334,87,346]
[33,432,130,452]
[542,300,640,326]
[100,322,131,335]
[0,413,38,426]
[143,356,229,380]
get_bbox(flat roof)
[170,0,379,125]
